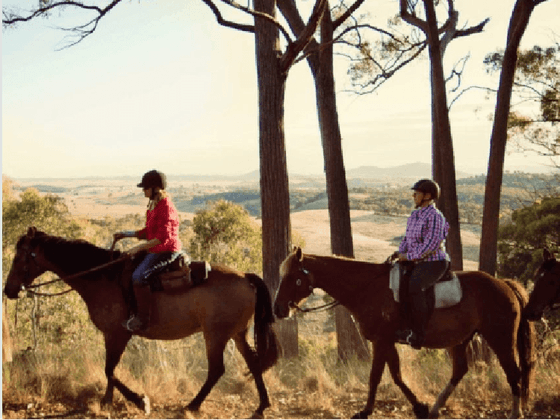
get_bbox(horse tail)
[246,273,280,372]
[504,279,537,409]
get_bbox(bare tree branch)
[332,0,366,30]
[218,0,293,43]
[3,0,123,48]
[279,0,327,72]
[201,0,255,33]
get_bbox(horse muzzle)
[3,283,23,300]
[273,301,290,319]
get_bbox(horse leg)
[233,331,270,419]
[186,332,228,412]
[352,340,389,419]
[483,332,523,419]
[385,343,429,418]
[101,331,150,414]
[429,341,470,418]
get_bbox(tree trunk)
[317,10,369,361]
[423,0,463,270]
[254,0,298,357]
[278,0,368,360]
[479,0,538,275]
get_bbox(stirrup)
[396,329,423,349]
[122,315,148,332]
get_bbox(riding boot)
[408,290,432,349]
[122,284,152,332]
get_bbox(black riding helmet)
[137,170,167,190]
[412,179,440,200]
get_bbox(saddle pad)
[389,263,462,309]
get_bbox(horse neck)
[39,236,117,291]
[304,254,388,308]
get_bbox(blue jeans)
[132,252,182,286]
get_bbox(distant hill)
[346,162,471,180]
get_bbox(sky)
[2,0,560,180]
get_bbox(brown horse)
[3,227,279,418]
[524,248,560,321]
[274,247,535,419]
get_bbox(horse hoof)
[351,411,370,419]
[186,403,201,412]
[250,411,264,419]
[142,395,151,415]
[413,403,430,419]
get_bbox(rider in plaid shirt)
[394,179,450,349]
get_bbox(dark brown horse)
[274,247,535,419]
[3,227,279,418]
[524,249,560,321]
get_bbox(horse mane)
[27,231,124,280]
[281,250,388,279]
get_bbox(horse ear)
[295,247,303,262]
[27,227,37,238]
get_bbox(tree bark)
[479,0,540,275]
[254,0,298,357]
[278,0,369,360]
[317,10,369,361]
[422,0,463,270]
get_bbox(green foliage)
[485,44,560,160]
[497,196,560,284]
[189,200,263,273]
[2,178,99,352]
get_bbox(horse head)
[524,248,560,321]
[4,227,50,299]
[274,247,315,319]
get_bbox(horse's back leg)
[482,327,522,418]
[102,330,150,413]
[186,330,229,412]
[233,330,270,419]
[429,340,470,418]
[385,343,429,418]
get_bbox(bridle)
[287,267,340,313]
[17,239,126,297]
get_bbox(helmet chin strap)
[415,196,433,209]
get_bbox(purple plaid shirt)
[399,204,450,262]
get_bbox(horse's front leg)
[385,343,429,418]
[429,341,470,418]
[352,340,389,419]
[101,331,150,414]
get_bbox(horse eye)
[31,252,36,258]
[296,279,302,286]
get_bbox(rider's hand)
[113,232,125,241]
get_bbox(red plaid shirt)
[138,197,182,253]
[398,204,450,261]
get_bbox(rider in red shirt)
[115,170,182,332]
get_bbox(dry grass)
[4,331,560,419]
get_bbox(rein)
[25,254,128,297]
[290,299,340,313]
[289,262,391,314]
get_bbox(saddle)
[122,253,211,293]
[389,262,462,309]
[151,254,211,292]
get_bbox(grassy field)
[3,178,559,418]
